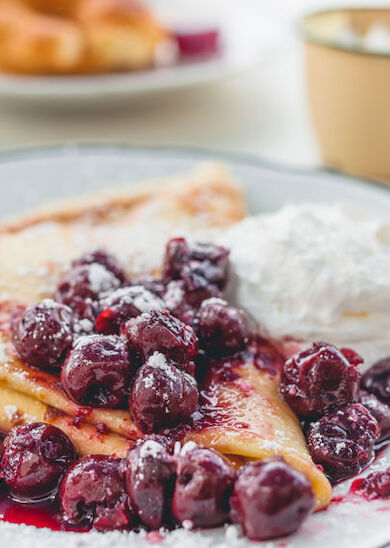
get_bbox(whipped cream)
[221,204,390,365]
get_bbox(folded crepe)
[0,164,332,510]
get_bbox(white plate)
[0,145,390,548]
[0,1,279,101]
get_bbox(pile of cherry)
[1,239,390,540]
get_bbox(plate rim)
[0,142,388,195]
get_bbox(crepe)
[0,163,332,510]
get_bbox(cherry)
[353,469,390,499]
[122,309,198,370]
[361,357,390,404]
[60,455,133,531]
[61,334,131,408]
[72,249,126,282]
[163,280,221,326]
[172,443,235,528]
[55,264,120,319]
[95,286,163,335]
[125,437,176,529]
[280,342,361,419]
[230,457,315,540]
[340,348,364,367]
[129,352,199,433]
[360,390,390,443]
[163,238,229,290]
[11,299,73,369]
[1,423,76,503]
[307,403,380,483]
[195,298,252,357]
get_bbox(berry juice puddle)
[0,239,390,541]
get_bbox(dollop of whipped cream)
[221,203,390,364]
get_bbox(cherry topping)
[230,457,315,540]
[55,264,120,319]
[129,352,199,433]
[163,238,229,290]
[60,455,133,531]
[1,423,76,503]
[353,469,390,499]
[11,299,73,369]
[61,334,131,408]
[172,443,235,528]
[95,286,163,335]
[361,357,390,404]
[360,390,390,443]
[307,403,380,483]
[72,249,126,282]
[280,342,361,419]
[125,437,176,529]
[122,309,198,369]
[195,299,252,357]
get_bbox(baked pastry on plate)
[0,0,169,74]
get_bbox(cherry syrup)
[0,491,90,532]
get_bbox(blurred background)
[0,0,388,181]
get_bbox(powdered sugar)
[147,352,177,383]
[87,263,120,295]
[139,440,164,459]
[101,286,163,314]
[163,281,185,310]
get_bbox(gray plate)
[0,145,390,548]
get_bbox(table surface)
[0,0,385,169]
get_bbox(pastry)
[0,0,168,75]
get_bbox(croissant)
[0,0,169,75]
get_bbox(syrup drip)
[0,491,90,532]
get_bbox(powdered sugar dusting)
[101,286,163,314]
[139,440,164,459]
[147,352,177,383]
[87,263,120,294]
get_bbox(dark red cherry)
[122,309,198,369]
[307,403,380,483]
[340,348,364,367]
[230,457,315,540]
[55,264,120,319]
[125,437,176,529]
[60,455,133,531]
[361,357,390,404]
[72,249,126,282]
[95,286,163,335]
[163,280,221,326]
[1,423,76,503]
[61,334,131,408]
[11,299,73,369]
[172,443,235,528]
[360,390,390,443]
[129,353,199,433]
[163,238,229,290]
[353,469,390,499]
[195,299,252,357]
[280,342,361,419]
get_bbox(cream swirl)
[222,204,390,365]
